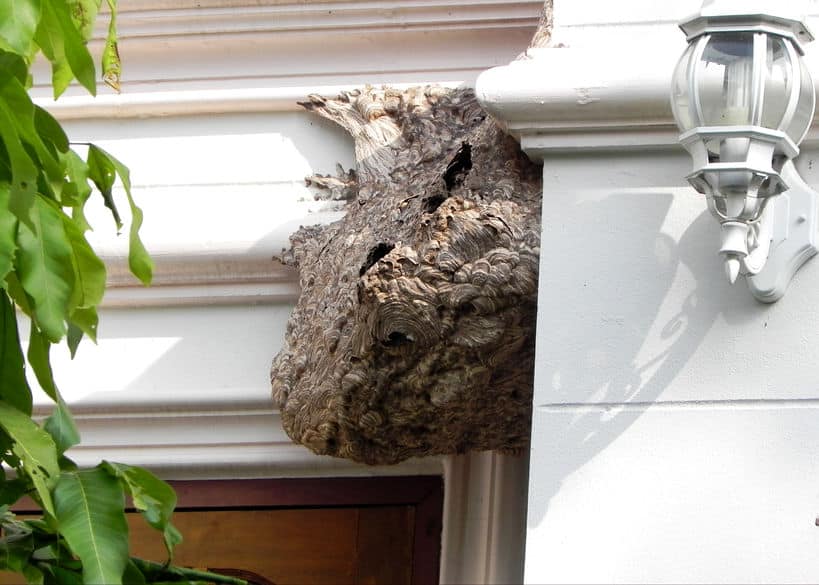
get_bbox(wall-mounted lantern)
[671,0,819,302]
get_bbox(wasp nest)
[271,87,542,464]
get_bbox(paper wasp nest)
[271,87,541,464]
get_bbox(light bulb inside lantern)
[722,47,754,124]
[699,34,755,127]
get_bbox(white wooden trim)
[42,401,522,583]
[55,405,444,479]
[29,1,539,312]
[550,0,819,51]
[476,46,819,159]
[35,83,465,119]
[26,5,538,581]
[32,0,539,105]
[440,452,528,584]
[103,0,542,40]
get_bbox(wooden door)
[1,476,442,585]
[128,505,415,584]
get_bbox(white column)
[477,32,819,584]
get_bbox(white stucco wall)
[478,0,819,582]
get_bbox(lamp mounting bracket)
[747,160,819,302]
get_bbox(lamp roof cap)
[680,0,814,48]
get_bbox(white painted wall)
[29,2,537,583]
[480,0,819,582]
[41,0,819,580]
[36,0,538,473]
[528,148,819,584]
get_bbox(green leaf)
[101,462,181,561]
[69,305,98,347]
[0,50,30,86]
[27,325,58,402]
[89,146,153,285]
[62,212,105,314]
[0,99,37,225]
[35,0,96,97]
[0,289,33,415]
[22,564,44,585]
[2,452,20,469]
[68,0,100,41]
[0,0,41,56]
[52,0,96,96]
[53,467,129,585]
[0,521,35,572]
[0,478,29,506]
[102,0,120,92]
[16,197,75,342]
[57,454,78,471]
[24,518,56,536]
[0,427,16,464]
[4,271,33,319]
[121,560,147,585]
[43,398,79,455]
[66,321,83,358]
[34,0,71,97]
[0,76,64,188]
[112,159,152,285]
[86,145,120,227]
[0,400,59,516]
[33,540,84,582]
[129,558,247,585]
[42,565,84,585]
[63,150,92,231]
[0,140,11,186]
[0,186,19,283]
[34,107,69,155]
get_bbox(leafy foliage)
[53,468,129,585]
[0,3,246,584]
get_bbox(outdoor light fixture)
[671,0,819,302]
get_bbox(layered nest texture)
[271,87,542,465]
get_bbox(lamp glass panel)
[698,33,755,127]
[761,35,793,130]
[784,56,816,144]
[671,42,697,132]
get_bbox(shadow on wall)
[527,189,769,528]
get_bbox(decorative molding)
[100,248,304,307]
[550,0,819,50]
[43,402,444,479]
[476,47,687,159]
[87,198,344,307]
[104,0,542,40]
[96,236,305,308]
[32,2,538,118]
[101,281,301,307]
[27,3,541,313]
[476,47,819,158]
[20,4,535,580]
[35,83,464,119]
